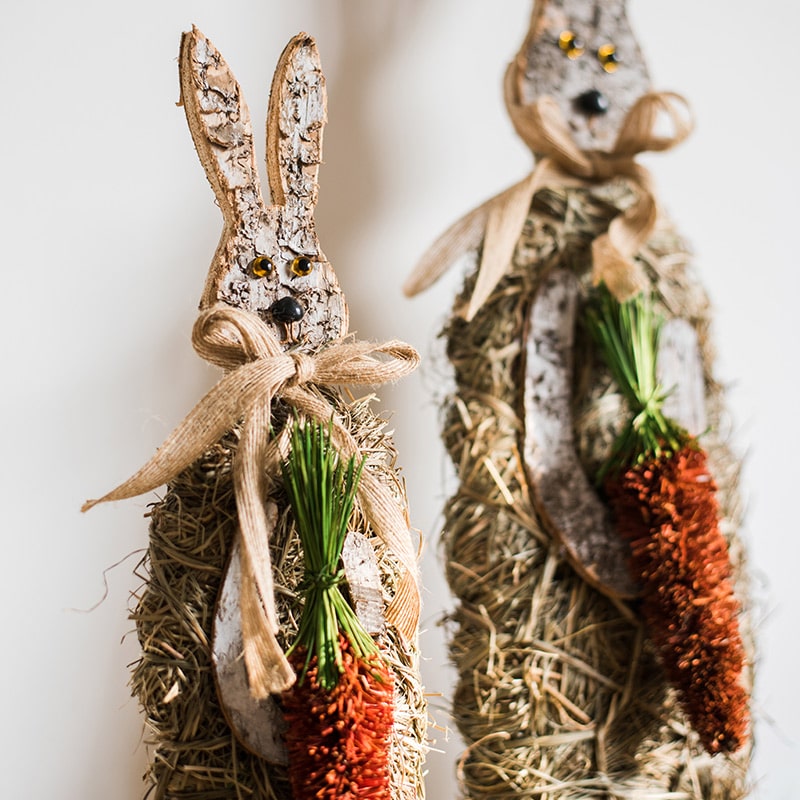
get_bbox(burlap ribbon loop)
[403,60,692,319]
[83,303,421,699]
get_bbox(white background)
[2,1,798,797]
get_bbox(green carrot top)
[281,419,379,690]
[587,284,688,478]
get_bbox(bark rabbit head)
[518,0,651,151]
[180,28,347,351]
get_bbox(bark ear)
[179,26,265,225]
[266,34,326,223]
[530,0,629,19]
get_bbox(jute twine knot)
[288,351,316,386]
[84,303,421,698]
[404,58,692,319]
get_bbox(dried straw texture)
[130,389,426,800]
[440,182,752,799]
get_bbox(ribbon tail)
[385,567,421,643]
[591,164,657,301]
[356,468,420,640]
[235,397,295,697]
[463,170,543,322]
[403,184,520,298]
[239,539,295,698]
[591,236,649,302]
[81,370,251,512]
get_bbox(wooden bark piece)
[522,267,637,599]
[658,317,707,437]
[213,503,288,764]
[342,530,384,635]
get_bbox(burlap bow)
[83,304,421,698]
[404,59,693,319]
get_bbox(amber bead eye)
[291,256,314,277]
[558,30,585,60]
[597,44,619,73]
[250,255,274,277]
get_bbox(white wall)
[2,1,797,797]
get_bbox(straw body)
[439,182,751,798]
[130,393,426,800]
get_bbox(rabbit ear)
[529,0,630,31]
[179,27,266,226]
[266,34,326,220]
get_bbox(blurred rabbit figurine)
[85,28,426,800]
[405,1,752,797]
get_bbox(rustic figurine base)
[84,27,428,800]
[440,184,751,799]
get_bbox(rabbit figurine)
[85,28,426,800]
[405,1,752,797]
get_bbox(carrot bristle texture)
[282,634,395,799]
[605,444,749,754]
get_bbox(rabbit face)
[519,0,651,151]
[180,29,348,351]
[207,205,348,350]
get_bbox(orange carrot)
[283,634,394,800]
[589,286,748,753]
[605,445,748,753]
[280,421,394,796]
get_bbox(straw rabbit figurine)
[85,28,426,800]
[405,1,752,796]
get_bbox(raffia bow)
[83,304,421,698]
[404,59,693,319]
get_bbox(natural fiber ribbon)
[404,59,692,320]
[83,304,421,699]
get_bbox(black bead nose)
[575,89,610,116]
[270,296,305,323]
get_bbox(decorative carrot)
[280,420,394,799]
[589,285,749,755]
